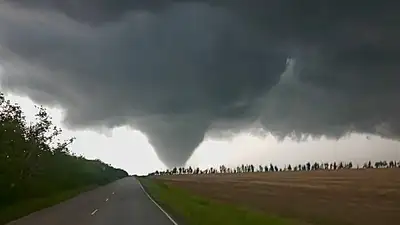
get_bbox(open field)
[154,169,400,225]
[140,178,305,225]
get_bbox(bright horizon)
[5,93,400,175]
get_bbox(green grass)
[0,186,95,225]
[140,178,305,225]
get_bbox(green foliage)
[0,93,128,208]
[140,178,303,225]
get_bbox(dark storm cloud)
[0,0,399,167]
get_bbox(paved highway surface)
[7,177,176,225]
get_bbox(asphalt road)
[7,177,176,225]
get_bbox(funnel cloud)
[0,1,399,167]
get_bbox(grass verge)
[139,178,305,225]
[0,186,95,225]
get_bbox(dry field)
[156,169,400,225]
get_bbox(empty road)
[7,177,176,225]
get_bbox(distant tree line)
[149,160,399,176]
[0,93,128,207]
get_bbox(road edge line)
[137,179,179,225]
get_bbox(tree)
[250,164,255,173]
[269,164,274,172]
[0,93,128,207]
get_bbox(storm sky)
[0,1,399,168]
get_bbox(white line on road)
[138,180,178,225]
[91,209,99,216]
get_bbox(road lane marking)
[105,198,109,202]
[91,209,99,216]
[138,180,178,225]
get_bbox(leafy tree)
[306,162,311,171]
[250,164,255,173]
[0,93,127,207]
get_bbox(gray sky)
[5,93,400,175]
[1,1,400,172]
